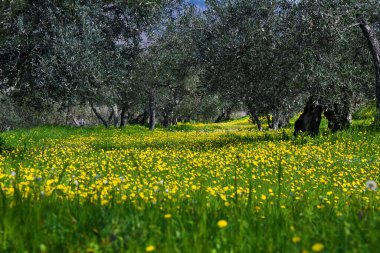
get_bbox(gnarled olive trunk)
[120,105,128,128]
[149,93,156,131]
[107,105,119,127]
[294,98,323,137]
[162,110,174,128]
[171,116,178,126]
[90,102,109,128]
[215,107,232,123]
[324,108,351,132]
[162,104,175,128]
[249,110,262,131]
[266,115,272,129]
[112,105,119,127]
[271,111,290,130]
[324,91,352,132]
[358,16,380,123]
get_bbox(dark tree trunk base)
[120,106,128,128]
[250,112,262,131]
[294,99,323,137]
[149,94,156,131]
[324,106,351,132]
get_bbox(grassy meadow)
[0,116,379,252]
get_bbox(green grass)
[0,117,379,252]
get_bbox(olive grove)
[1,0,379,133]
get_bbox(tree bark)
[266,115,272,129]
[272,111,290,130]
[107,106,115,125]
[162,109,174,128]
[358,16,380,122]
[171,116,178,126]
[65,101,71,125]
[90,102,109,128]
[149,93,156,131]
[272,115,280,130]
[112,105,119,127]
[250,113,262,131]
[324,103,351,132]
[120,105,128,128]
[215,108,226,123]
[294,98,323,137]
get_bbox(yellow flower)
[261,194,267,200]
[312,243,324,252]
[217,219,228,228]
[164,214,172,219]
[146,245,156,252]
[292,235,301,243]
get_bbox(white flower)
[365,180,377,191]
[10,171,16,177]
[73,180,79,186]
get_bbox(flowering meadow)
[0,118,379,252]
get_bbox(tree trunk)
[324,103,351,132]
[90,102,109,128]
[272,111,281,130]
[358,16,380,123]
[272,111,290,130]
[162,109,174,128]
[294,98,323,137]
[225,107,232,120]
[267,115,272,129]
[107,107,115,125]
[107,105,119,127]
[65,101,71,125]
[251,113,262,131]
[120,105,128,128]
[215,108,226,123]
[272,116,280,130]
[216,107,233,123]
[112,105,119,127]
[171,116,178,126]
[162,116,170,128]
[149,94,156,131]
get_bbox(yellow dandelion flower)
[312,243,324,252]
[146,245,156,252]
[217,219,228,228]
[292,235,301,243]
[261,194,267,200]
[164,214,172,219]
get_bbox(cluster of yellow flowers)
[0,124,379,212]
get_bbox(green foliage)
[1,0,380,130]
[353,102,376,120]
